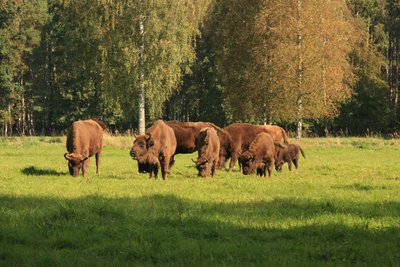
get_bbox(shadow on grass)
[0,194,399,266]
[21,166,66,176]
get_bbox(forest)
[0,0,399,137]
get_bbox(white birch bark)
[138,14,146,135]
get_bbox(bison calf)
[238,132,275,177]
[275,143,305,172]
[64,119,106,177]
[192,127,220,177]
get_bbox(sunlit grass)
[0,137,399,266]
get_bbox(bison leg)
[161,158,168,180]
[95,151,101,176]
[293,158,299,170]
[152,165,159,178]
[169,156,175,171]
[82,159,90,176]
[162,154,174,179]
[211,159,218,177]
[229,152,239,171]
[288,160,292,171]
[218,155,226,170]
[267,161,273,177]
[256,168,262,177]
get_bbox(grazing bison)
[219,123,289,171]
[64,119,106,177]
[130,120,176,179]
[275,143,306,172]
[238,132,276,177]
[192,127,220,177]
[165,121,227,154]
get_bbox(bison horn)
[64,153,71,160]
[191,158,197,164]
[81,155,89,162]
[145,133,151,140]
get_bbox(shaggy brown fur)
[165,121,227,154]
[130,120,176,179]
[238,132,276,177]
[64,119,106,177]
[192,127,220,177]
[219,123,289,171]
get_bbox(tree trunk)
[28,110,34,136]
[21,94,26,136]
[296,96,302,139]
[8,105,12,136]
[396,38,399,118]
[296,0,303,139]
[138,15,146,135]
[47,32,56,135]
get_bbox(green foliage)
[165,32,229,125]
[108,0,211,121]
[0,0,399,136]
[335,71,390,135]
[0,137,400,265]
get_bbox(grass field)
[1,136,400,266]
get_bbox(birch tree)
[214,0,357,137]
[109,0,211,133]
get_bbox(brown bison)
[130,120,176,179]
[165,121,228,154]
[219,123,289,171]
[275,143,306,172]
[238,132,276,177]
[192,127,220,177]
[64,119,106,177]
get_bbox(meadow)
[0,136,399,266]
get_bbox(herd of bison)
[63,119,306,179]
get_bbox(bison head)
[238,151,257,175]
[275,160,284,172]
[192,156,211,177]
[130,134,151,161]
[64,153,89,176]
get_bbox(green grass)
[0,137,399,266]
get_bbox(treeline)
[0,0,399,137]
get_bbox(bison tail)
[92,119,107,130]
[282,128,290,144]
[300,146,306,158]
